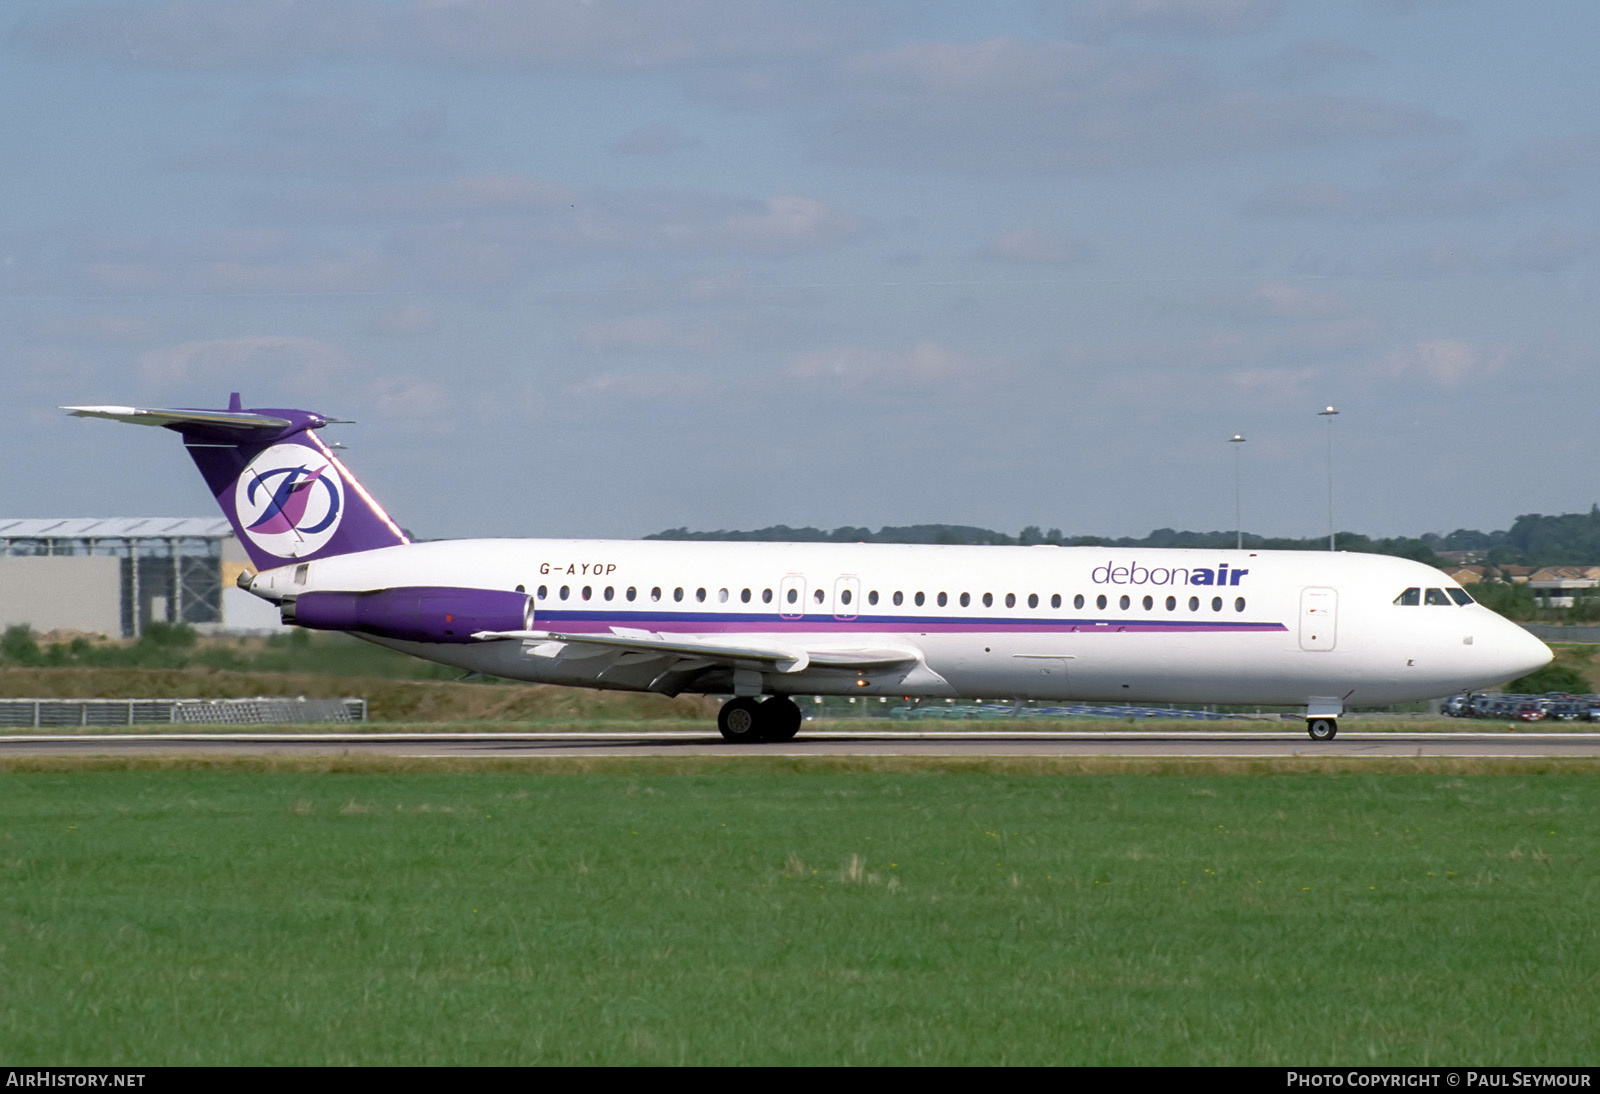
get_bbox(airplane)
[66,395,1553,743]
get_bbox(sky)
[5,0,1599,543]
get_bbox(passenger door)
[1299,586,1337,651]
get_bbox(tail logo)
[234,443,345,559]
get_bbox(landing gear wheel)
[718,697,765,743]
[760,696,803,743]
[1306,717,1338,742]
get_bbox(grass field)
[2,757,1596,1065]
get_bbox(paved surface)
[3,730,1599,759]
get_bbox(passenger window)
[604,586,614,601]
[1119,595,1130,610]
[560,586,570,600]
[813,589,824,604]
[1212,597,1223,611]
[786,588,798,604]
[1394,588,1420,606]
[868,590,879,606]
[841,589,853,605]
[1027,593,1038,609]
[1165,596,1175,610]
[1006,593,1017,608]
[696,588,707,602]
[1142,595,1153,610]
[673,587,684,602]
[915,592,925,607]
[651,587,661,601]
[937,593,947,607]
[718,588,729,603]
[960,593,971,607]
[1448,588,1472,605]
[1073,594,1084,609]
[626,587,636,602]
[1096,594,1107,610]
[981,593,992,607]
[1235,597,1245,612]
[740,588,751,603]
[582,586,592,601]
[1425,588,1451,606]
[1189,596,1199,611]
[763,589,773,604]
[537,585,548,600]
[1051,594,1062,609]
[893,591,904,606]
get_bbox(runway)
[3,729,1599,759]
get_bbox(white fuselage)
[246,539,1552,708]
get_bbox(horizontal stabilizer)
[62,405,295,432]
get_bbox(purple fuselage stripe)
[531,610,1288,635]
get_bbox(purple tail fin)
[65,395,409,570]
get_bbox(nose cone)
[1493,620,1553,684]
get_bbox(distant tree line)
[649,505,1600,569]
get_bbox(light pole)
[1318,405,1338,551]
[1229,434,1246,550]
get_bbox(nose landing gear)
[1306,717,1339,741]
[1304,700,1343,741]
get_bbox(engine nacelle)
[283,586,532,644]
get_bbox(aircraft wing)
[471,628,922,675]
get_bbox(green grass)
[1,761,1597,1065]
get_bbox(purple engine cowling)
[285,586,532,643]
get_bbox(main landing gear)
[1305,717,1339,741]
[717,696,803,743]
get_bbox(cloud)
[1249,133,1600,224]
[811,37,1447,174]
[43,179,862,300]
[1373,339,1509,388]
[540,191,865,256]
[612,122,701,157]
[272,178,862,254]
[1506,229,1600,273]
[1231,280,1348,320]
[577,315,727,355]
[1245,175,1558,220]
[18,0,879,71]
[368,374,452,421]
[563,370,717,401]
[1219,366,1320,404]
[1289,239,1483,280]
[37,314,161,344]
[978,229,1097,265]
[786,341,998,390]
[176,95,453,177]
[137,336,351,388]
[265,174,578,222]
[1257,37,1378,83]
[1073,0,1284,38]
[368,303,438,337]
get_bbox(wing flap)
[472,628,922,674]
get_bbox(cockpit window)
[1424,588,1452,606]
[1448,587,1472,606]
[1394,587,1420,606]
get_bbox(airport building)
[0,518,284,637]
